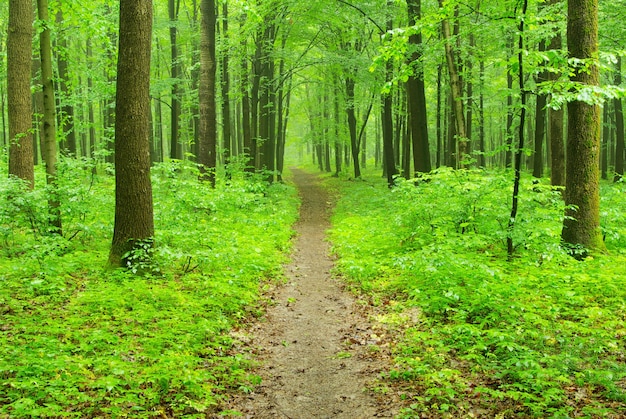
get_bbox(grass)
[327,167,626,418]
[0,158,299,418]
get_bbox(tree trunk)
[407,0,431,174]
[602,105,610,180]
[7,0,35,187]
[561,0,606,255]
[478,59,486,167]
[440,1,467,168]
[109,0,155,267]
[55,4,76,156]
[345,77,361,179]
[169,0,182,160]
[198,0,217,186]
[533,40,548,178]
[548,27,565,187]
[221,1,232,166]
[382,4,397,186]
[613,56,624,181]
[37,0,62,234]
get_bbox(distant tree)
[109,0,155,267]
[561,0,606,255]
[7,0,35,186]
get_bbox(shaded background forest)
[1,0,624,183]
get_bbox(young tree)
[561,0,606,255]
[109,0,155,267]
[7,0,35,186]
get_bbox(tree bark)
[7,0,35,187]
[109,0,155,267]
[198,0,217,186]
[561,0,606,254]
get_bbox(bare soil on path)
[221,169,398,418]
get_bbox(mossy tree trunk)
[561,0,606,255]
[109,0,155,267]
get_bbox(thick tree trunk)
[198,0,217,186]
[7,0,35,186]
[109,0,155,267]
[407,0,431,174]
[561,0,606,254]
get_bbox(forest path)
[221,168,395,418]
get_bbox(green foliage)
[329,168,626,417]
[0,161,299,417]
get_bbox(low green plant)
[0,160,299,417]
[329,167,626,418]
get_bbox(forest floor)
[219,168,399,418]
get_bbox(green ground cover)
[0,159,299,418]
[328,168,626,418]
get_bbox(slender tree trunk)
[548,28,565,187]
[221,1,232,166]
[533,40,548,178]
[436,63,442,168]
[8,0,35,187]
[507,0,528,258]
[109,0,155,267]
[440,1,467,167]
[561,0,606,254]
[602,105,610,180]
[240,15,253,172]
[55,4,76,156]
[504,37,515,168]
[169,0,182,160]
[478,59,486,167]
[346,77,361,179]
[198,0,217,186]
[382,4,397,186]
[614,56,624,181]
[37,0,62,234]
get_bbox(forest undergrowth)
[327,167,626,418]
[0,158,299,418]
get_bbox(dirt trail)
[222,169,396,418]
